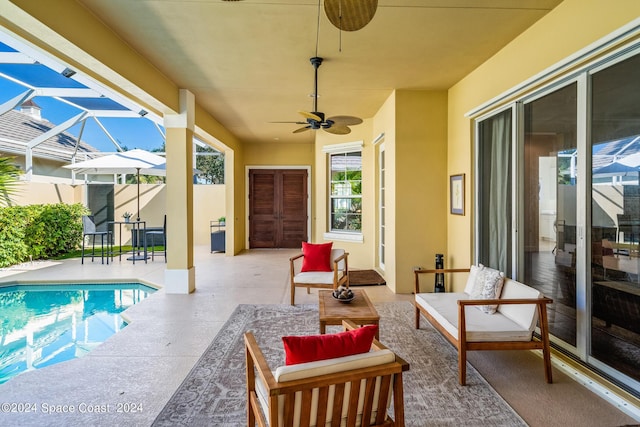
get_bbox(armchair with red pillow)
[289,242,349,305]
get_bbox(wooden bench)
[413,267,553,385]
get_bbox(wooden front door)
[249,169,308,248]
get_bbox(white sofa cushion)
[496,278,542,331]
[255,350,395,427]
[463,264,484,295]
[416,292,534,342]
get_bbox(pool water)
[0,283,156,384]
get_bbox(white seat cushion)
[293,271,336,284]
[416,292,534,342]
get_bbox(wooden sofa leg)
[458,347,467,386]
[415,306,421,329]
[291,284,295,306]
[538,304,553,383]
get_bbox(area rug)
[349,269,386,286]
[152,302,526,426]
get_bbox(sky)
[0,77,166,153]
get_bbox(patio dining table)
[108,220,148,264]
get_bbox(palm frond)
[0,156,22,207]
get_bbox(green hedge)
[0,203,88,268]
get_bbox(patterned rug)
[152,302,526,426]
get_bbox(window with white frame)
[324,142,363,236]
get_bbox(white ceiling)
[76,0,563,144]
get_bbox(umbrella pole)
[137,168,141,221]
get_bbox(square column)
[163,89,195,293]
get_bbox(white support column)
[163,89,196,294]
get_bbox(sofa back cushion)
[463,264,483,295]
[275,349,395,382]
[497,278,542,331]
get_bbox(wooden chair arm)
[332,252,348,271]
[289,253,303,279]
[289,253,304,262]
[244,332,277,390]
[457,296,553,307]
[414,268,470,293]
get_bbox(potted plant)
[122,211,133,223]
[218,216,225,226]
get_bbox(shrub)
[0,203,88,267]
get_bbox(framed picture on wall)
[450,174,465,215]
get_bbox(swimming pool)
[0,283,157,384]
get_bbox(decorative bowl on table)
[332,287,355,303]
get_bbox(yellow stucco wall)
[12,181,79,205]
[447,0,640,291]
[244,142,314,166]
[372,92,397,289]
[311,89,448,294]
[394,90,448,294]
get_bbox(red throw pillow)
[300,242,333,272]
[282,325,378,365]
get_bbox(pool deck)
[0,246,411,426]
[0,246,637,426]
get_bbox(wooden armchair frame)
[289,250,349,305]
[244,320,409,427]
[414,268,553,386]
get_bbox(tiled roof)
[593,135,640,170]
[0,109,99,162]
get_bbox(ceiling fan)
[281,57,363,135]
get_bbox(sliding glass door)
[522,83,578,347]
[476,48,640,390]
[590,52,640,383]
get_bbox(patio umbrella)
[64,149,166,221]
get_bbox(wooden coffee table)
[318,289,380,339]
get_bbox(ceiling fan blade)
[327,115,363,126]
[325,125,351,135]
[298,111,323,122]
[270,121,307,124]
[293,126,312,133]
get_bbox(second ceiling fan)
[289,56,363,135]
